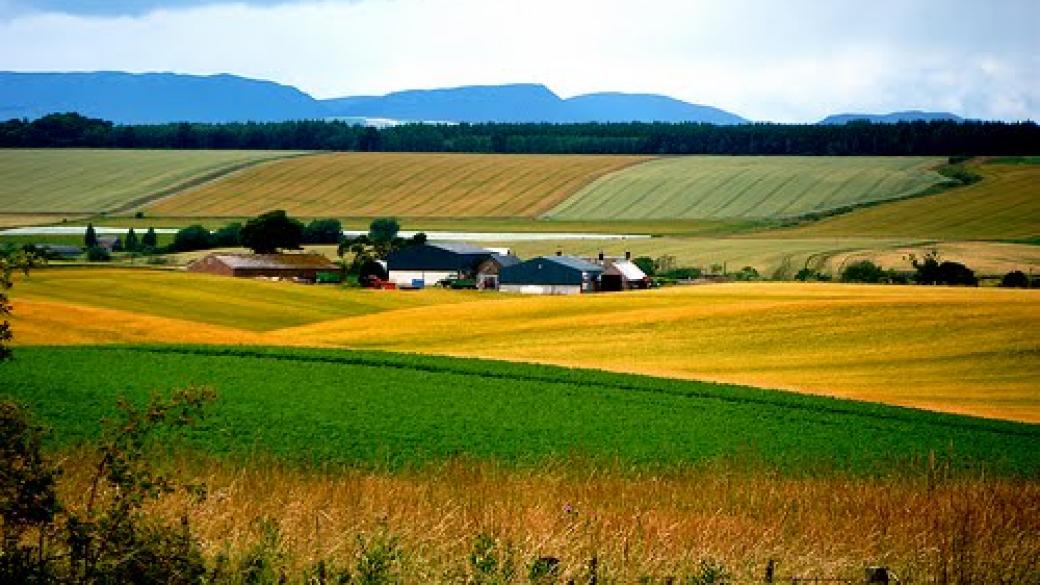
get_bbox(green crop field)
[4,345,1038,474]
[146,152,651,218]
[546,156,945,220]
[781,160,1040,240]
[0,149,306,214]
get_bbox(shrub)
[171,225,214,252]
[841,260,886,283]
[660,267,702,280]
[302,218,344,244]
[795,267,831,282]
[734,266,760,281]
[632,256,656,276]
[86,246,111,262]
[1000,270,1029,288]
[936,261,978,286]
[353,527,402,585]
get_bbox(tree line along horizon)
[2,112,1039,155]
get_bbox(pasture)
[0,148,305,214]
[11,269,1040,422]
[145,152,651,218]
[546,156,945,220]
[782,160,1040,240]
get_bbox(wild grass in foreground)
[5,345,1038,475]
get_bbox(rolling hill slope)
[0,148,305,214]
[780,160,1040,240]
[146,152,651,218]
[546,156,945,220]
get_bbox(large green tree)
[240,210,304,254]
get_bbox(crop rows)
[147,152,651,218]
[4,345,1038,474]
[0,149,304,213]
[547,156,945,220]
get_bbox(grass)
[546,156,946,220]
[10,269,1040,422]
[780,161,1040,240]
[145,152,651,218]
[5,345,1038,474]
[0,149,306,214]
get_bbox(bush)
[86,246,111,262]
[936,261,978,286]
[632,256,656,276]
[795,267,831,282]
[211,222,242,248]
[302,218,344,244]
[733,266,760,281]
[171,225,214,252]
[660,267,702,280]
[841,260,886,283]
[1000,270,1030,288]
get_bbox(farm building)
[96,235,122,251]
[475,253,522,290]
[186,253,339,281]
[32,243,82,259]
[386,242,492,287]
[597,255,650,291]
[499,255,604,295]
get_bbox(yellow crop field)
[146,152,652,218]
[782,161,1040,240]
[11,269,1039,422]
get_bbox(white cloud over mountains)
[0,0,1036,122]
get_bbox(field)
[781,160,1040,240]
[0,148,306,215]
[11,268,1040,422]
[145,152,651,218]
[5,345,1039,582]
[545,156,946,220]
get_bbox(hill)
[545,156,946,220]
[13,269,1040,423]
[0,71,324,123]
[820,111,964,125]
[0,148,306,214]
[323,84,748,124]
[782,159,1040,240]
[145,152,651,218]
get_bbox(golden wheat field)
[49,451,1039,584]
[145,152,651,218]
[11,268,1040,422]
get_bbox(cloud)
[2,0,300,17]
[0,0,1036,122]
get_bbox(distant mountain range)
[0,71,964,126]
[819,111,963,125]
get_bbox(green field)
[782,160,1040,240]
[0,149,306,214]
[546,156,946,220]
[4,345,1038,474]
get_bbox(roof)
[542,255,604,273]
[488,253,521,268]
[426,241,491,255]
[500,255,604,286]
[609,259,647,281]
[199,253,338,271]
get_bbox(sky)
[0,0,1037,122]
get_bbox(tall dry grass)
[54,452,1040,583]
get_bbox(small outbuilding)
[186,253,339,281]
[96,235,122,252]
[475,253,522,290]
[386,242,492,287]
[600,259,649,291]
[499,255,604,295]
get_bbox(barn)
[475,253,521,290]
[186,253,339,281]
[499,255,604,295]
[386,242,492,287]
[600,258,649,291]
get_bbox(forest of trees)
[1,112,1038,156]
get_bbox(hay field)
[781,161,1040,240]
[146,152,651,218]
[546,156,945,220]
[0,149,305,214]
[11,269,1039,422]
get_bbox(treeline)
[2,112,1039,155]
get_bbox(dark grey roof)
[541,255,603,272]
[490,253,521,268]
[427,241,491,255]
[196,253,338,270]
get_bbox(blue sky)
[0,0,1036,122]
